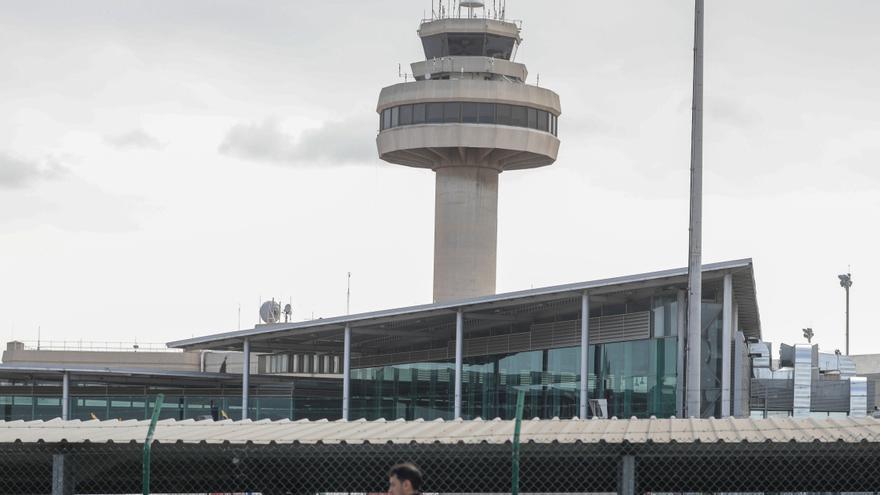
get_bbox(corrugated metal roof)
[1,416,877,445]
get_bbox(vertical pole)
[242,338,250,420]
[720,273,733,417]
[454,309,464,419]
[62,372,69,421]
[618,455,635,495]
[343,324,352,420]
[676,290,687,418]
[845,284,850,356]
[52,454,74,495]
[685,0,705,419]
[511,389,525,495]
[142,393,164,495]
[579,292,590,419]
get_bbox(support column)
[721,273,733,417]
[342,324,351,421]
[433,166,499,302]
[242,338,250,420]
[454,309,464,419]
[52,454,74,495]
[61,372,70,421]
[618,455,635,495]
[676,290,686,418]
[579,292,590,419]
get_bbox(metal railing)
[15,341,180,353]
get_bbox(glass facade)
[380,102,559,136]
[421,33,516,60]
[349,337,678,421]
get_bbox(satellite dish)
[283,303,293,322]
[259,300,281,324]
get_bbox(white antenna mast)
[346,272,351,315]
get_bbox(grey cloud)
[0,152,68,189]
[104,129,163,150]
[218,116,376,166]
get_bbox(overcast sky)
[1,0,878,355]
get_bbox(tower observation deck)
[377,1,561,303]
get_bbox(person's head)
[388,463,422,495]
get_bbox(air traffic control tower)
[377,1,561,303]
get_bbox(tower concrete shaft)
[433,166,499,301]
[376,5,561,303]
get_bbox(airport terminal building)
[170,259,761,421]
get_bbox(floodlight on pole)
[838,273,852,355]
[802,327,813,344]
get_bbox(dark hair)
[389,463,423,491]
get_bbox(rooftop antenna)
[346,272,351,315]
[283,298,292,323]
[37,325,40,350]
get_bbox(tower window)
[478,103,496,123]
[380,102,557,135]
[413,103,426,124]
[443,102,460,123]
[496,104,513,126]
[426,103,444,123]
[511,105,528,127]
[399,105,413,126]
[462,102,479,123]
[537,110,549,132]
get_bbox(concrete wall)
[2,341,256,374]
[2,347,200,372]
[850,354,880,374]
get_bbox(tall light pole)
[685,0,705,419]
[838,273,852,355]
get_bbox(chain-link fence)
[2,393,880,494]
[3,440,880,494]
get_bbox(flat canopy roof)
[168,259,761,354]
[0,416,875,445]
[0,364,298,388]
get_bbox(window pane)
[427,103,443,123]
[485,34,515,59]
[413,103,426,124]
[391,107,399,127]
[383,109,391,130]
[537,110,549,132]
[399,105,413,126]
[553,115,559,136]
[461,102,479,123]
[496,104,512,125]
[478,103,495,123]
[447,33,485,56]
[527,108,537,129]
[421,34,445,59]
[511,105,527,127]
[443,102,460,123]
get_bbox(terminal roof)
[167,259,761,353]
